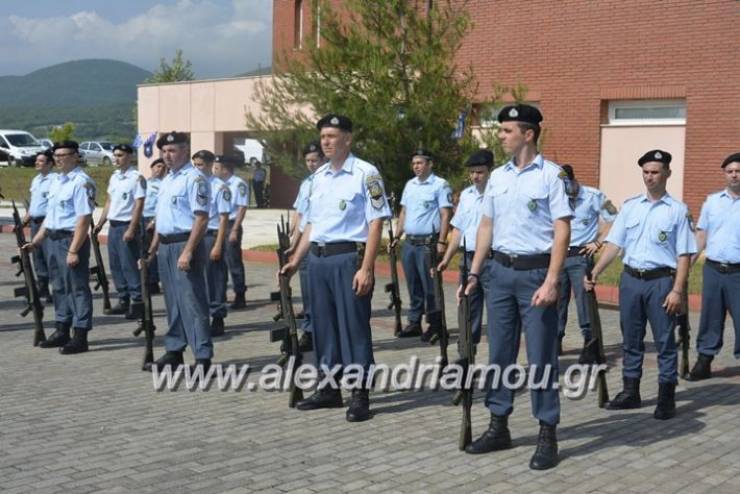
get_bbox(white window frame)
[607,99,686,126]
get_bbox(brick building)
[273,0,739,214]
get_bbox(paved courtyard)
[1,232,739,494]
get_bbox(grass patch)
[0,166,114,205]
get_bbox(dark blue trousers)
[485,261,560,426]
[697,263,740,358]
[298,255,312,333]
[618,272,677,384]
[225,220,246,296]
[401,242,435,324]
[557,254,592,340]
[158,239,212,359]
[107,222,142,303]
[47,235,93,330]
[203,233,228,319]
[30,220,50,285]
[307,251,374,370]
[459,252,493,345]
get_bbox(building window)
[608,100,686,125]
[294,0,304,49]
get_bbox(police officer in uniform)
[192,151,233,337]
[463,105,572,470]
[687,152,740,380]
[392,149,453,340]
[557,164,617,362]
[24,150,57,302]
[586,149,696,419]
[94,144,146,318]
[27,141,96,354]
[221,157,250,309]
[144,132,213,371]
[141,158,166,293]
[436,149,493,352]
[252,158,267,208]
[282,114,391,422]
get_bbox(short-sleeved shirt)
[253,167,266,183]
[155,162,210,235]
[43,167,95,231]
[570,185,618,246]
[307,154,391,243]
[697,189,740,264]
[143,177,162,218]
[28,172,58,218]
[225,175,249,221]
[400,173,453,235]
[606,193,697,270]
[293,174,315,233]
[450,184,486,252]
[106,167,146,222]
[207,176,233,231]
[482,154,573,255]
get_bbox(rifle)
[270,215,291,322]
[10,201,46,346]
[136,230,156,369]
[676,282,691,379]
[458,240,474,450]
[269,273,304,407]
[585,261,609,408]
[89,218,112,313]
[384,193,403,336]
[426,234,449,368]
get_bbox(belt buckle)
[317,242,326,256]
[636,268,647,279]
[719,263,729,274]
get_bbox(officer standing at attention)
[27,141,96,354]
[251,158,267,208]
[392,148,453,340]
[221,157,250,309]
[281,114,391,422]
[586,149,696,419]
[436,149,493,352]
[686,152,740,380]
[141,158,166,294]
[463,105,572,470]
[192,150,233,337]
[557,164,617,362]
[94,144,146,319]
[23,150,58,302]
[144,132,212,371]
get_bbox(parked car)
[0,129,47,167]
[38,138,53,149]
[80,141,116,166]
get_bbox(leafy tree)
[49,122,77,143]
[147,49,195,83]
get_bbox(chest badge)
[339,199,347,211]
[171,196,177,205]
[122,192,128,200]
[658,231,668,242]
[527,199,537,212]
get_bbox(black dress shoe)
[654,382,676,420]
[397,323,422,338]
[578,339,598,365]
[148,283,161,295]
[59,328,89,355]
[606,377,641,410]
[298,331,313,352]
[346,389,371,422]
[39,326,71,348]
[191,359,212,374]
[420,327,435,343]
[465,414,512,454]
[295,310,306,319]
[106,301,129,315]
[126,302,144,320]
[229,293,246,310]
[529,423,559,470]
[296,388,343,410]
[686,353,712,381]
[211,317,225,337]
[143,351,185,372]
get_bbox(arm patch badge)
[195,177,209,206]
[366,174,386,210]
[138,175,147,190]
[83,181,97,207]
[223,186,232,202]
[238,182,247,197]
[602,199,617,215]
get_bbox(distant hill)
[234,66,272,77]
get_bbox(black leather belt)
[31,216,45,225]
[492,251,550,270]
[48,229,74,240]
[464,249,493,259]
[109,220,130,227]
[568,246,586,257]
[624,265,675,280]
[706,259,740,274]
[406,234,436,246]
[160,233,190,244]
[310,241,358,257]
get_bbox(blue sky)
[1,0,273,78]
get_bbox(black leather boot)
[346,389,371,422]
[126,301,144,320]
[398,322,422,338]
[606,377,642,409]
[106,300,129,315]
[296,387,343,410]
[578,338,598,365]
[229,293,246,310]
[465,414,512,454]
[210,317,225,337]
[687,353,713,381]
[529,423,559,470]
[39,322,71,348]
[143,351,185,372]
[59,328,89,355]
[298,331,313,352]
[654,382,676,420]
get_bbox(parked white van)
[0,130,47,167]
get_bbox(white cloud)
[4,0,272,78]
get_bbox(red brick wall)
[273,0,740,214]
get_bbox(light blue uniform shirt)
[43,167,95,231]
[293,175,314,233]
[207,176,233,231]
[697,189,740,264]
[155,162,210,235]
[400,173,453,235]
[143,177,162,218]
[570,185,618,246]
[106,167,146,222]
[450,184,486,252]
[307,154,391,243]
[606,193,697,270]
[225,175,249,221]
[253,167,266,182]
[28,172,58,218]
[483,154,573,255]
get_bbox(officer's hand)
[228,230,238,244]
[463,275,478,296]
[146,220,155,232]
[66,252,79,268]
[177,250,192,271]
[353,268,374,296]
[436,259,449,275]
[389,237,399,251]
[93,223,103,236]
[280,261,297,278]
[579,242,600,256]
[531,280,558,307]
[21,242,35,252]
[210,247,222,262]
[123,228,135,242]
[663,290,682,315]
[284,244,296,257]
[22,214,30,227]
[584,274,597,291]
[436,243,446,256]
